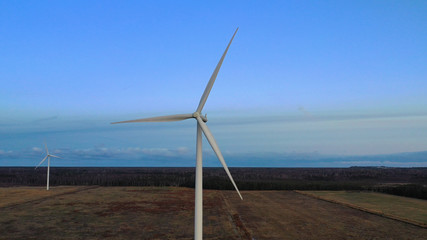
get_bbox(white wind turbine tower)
[112,28,242,240]
[35,143,61,190]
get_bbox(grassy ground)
[0,186,83,208]
[224,191,426,240]
[0,186,239,240]
[303,191,427,226]
[1,187,426,239]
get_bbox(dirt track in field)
[1,187,426,239]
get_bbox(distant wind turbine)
[112,28,242,240]
[35,143,61,191]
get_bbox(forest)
[1,167,426,200]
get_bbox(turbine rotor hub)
[193,112,208,122]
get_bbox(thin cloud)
[32,147,42,152]
[1,146,426,167]
[337,161,427,167]
[0,149,13,156]
[32,115,59,124]
[298,106,312,117]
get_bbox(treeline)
[370,184,427,200]
[1,167,426,199]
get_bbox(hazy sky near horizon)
[1,1,426,167]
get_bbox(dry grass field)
[0,186,239,240]
[0,186,90,208]
[1,187,426,239]
[301,191,427,227]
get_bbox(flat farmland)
[1,187,426,240]
[0,186,85,208]
[302,191,427,227]
[224,191,427,240]
[0,186,239,240]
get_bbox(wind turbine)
[35,143,61,190]
[112,28,242,240]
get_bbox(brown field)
[1,187,426,240]
[0,186,91,208]
[301,191,427,227]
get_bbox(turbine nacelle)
[193,112,207,122]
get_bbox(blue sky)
[1,1,426,167]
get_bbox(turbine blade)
[196,116,243,200]
[35,156,48,169]
[111,113,193,124]
[44,143,49,155]
[196,28,238,113]
[49,154,62,159]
